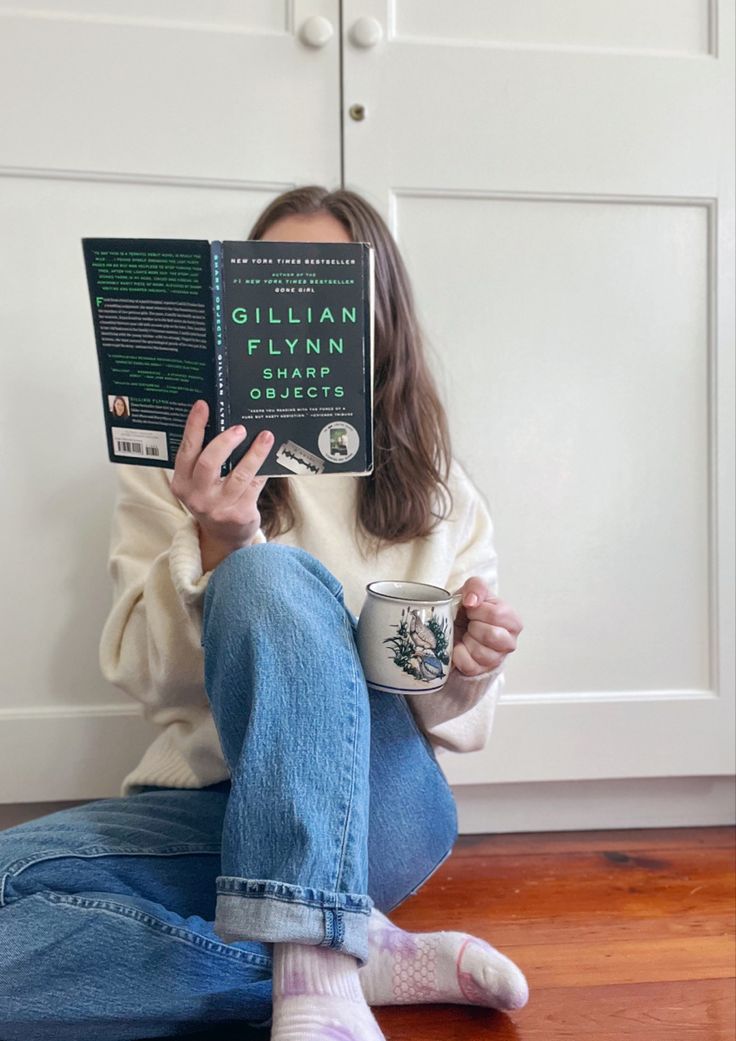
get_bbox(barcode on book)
[111,426,169,462]
[115,440,160,455]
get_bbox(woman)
[0,187,527,1040]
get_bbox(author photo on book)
[109,394,130,418]
[2,187,527,1040]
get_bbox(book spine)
[210,241,231,473]
[363,242,375,473]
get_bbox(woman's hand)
[170,400,274,572]
[452,576,523,678]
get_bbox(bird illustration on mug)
[383,607,451,683]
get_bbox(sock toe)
[482,964,529,1010]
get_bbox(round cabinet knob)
[299,15,334,48]
[349,16,384,48]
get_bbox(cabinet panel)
[394,0,712,55]
[0,1,339,182]
[0,1,342,802]
[342,0,735,785]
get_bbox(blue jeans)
[0,544,458,1040]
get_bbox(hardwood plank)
[446,912,736,949]
[449,827,736,856]
[505,935,733,987]
[392,846,735,932]
[374,978,735,1041]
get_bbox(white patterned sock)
[359,908,528,1011]
[271,942,386,1041]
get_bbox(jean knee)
[202,544,345,637]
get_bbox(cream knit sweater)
[99,460,505,797]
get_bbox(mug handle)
[449,590,464,619]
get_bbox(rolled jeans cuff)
[214,876,374,966]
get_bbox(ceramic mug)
[356,580,463,695]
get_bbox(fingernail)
[231,425,244,435]
[466,594,478,607]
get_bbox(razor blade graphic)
[276,439,325,475]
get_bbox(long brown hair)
[249,186,453,555]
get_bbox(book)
[82,237,374,477]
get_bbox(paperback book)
[82,236,374,477]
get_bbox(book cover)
[82,237,374,478]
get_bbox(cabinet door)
[0,0,341,801]
[342,1,735,788]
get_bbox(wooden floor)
[373,826,735,1041]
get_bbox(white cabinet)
[341,1,735,817]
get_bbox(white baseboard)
[0,704,733,834]
[452,776,736,833]
[2,777,734,835]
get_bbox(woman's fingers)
[220,430,275,505]
[460,577,490,609]
[452,640,494,677]
[458,630,505,671]
[467,619,518,655]
[172,400,274,504]
[173,400,209,485]
[169,400,269,555]
[192,424,246,487]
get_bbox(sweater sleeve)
[407,464,506,754]
[98,465,265,724]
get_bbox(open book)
[82,237,374,477]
